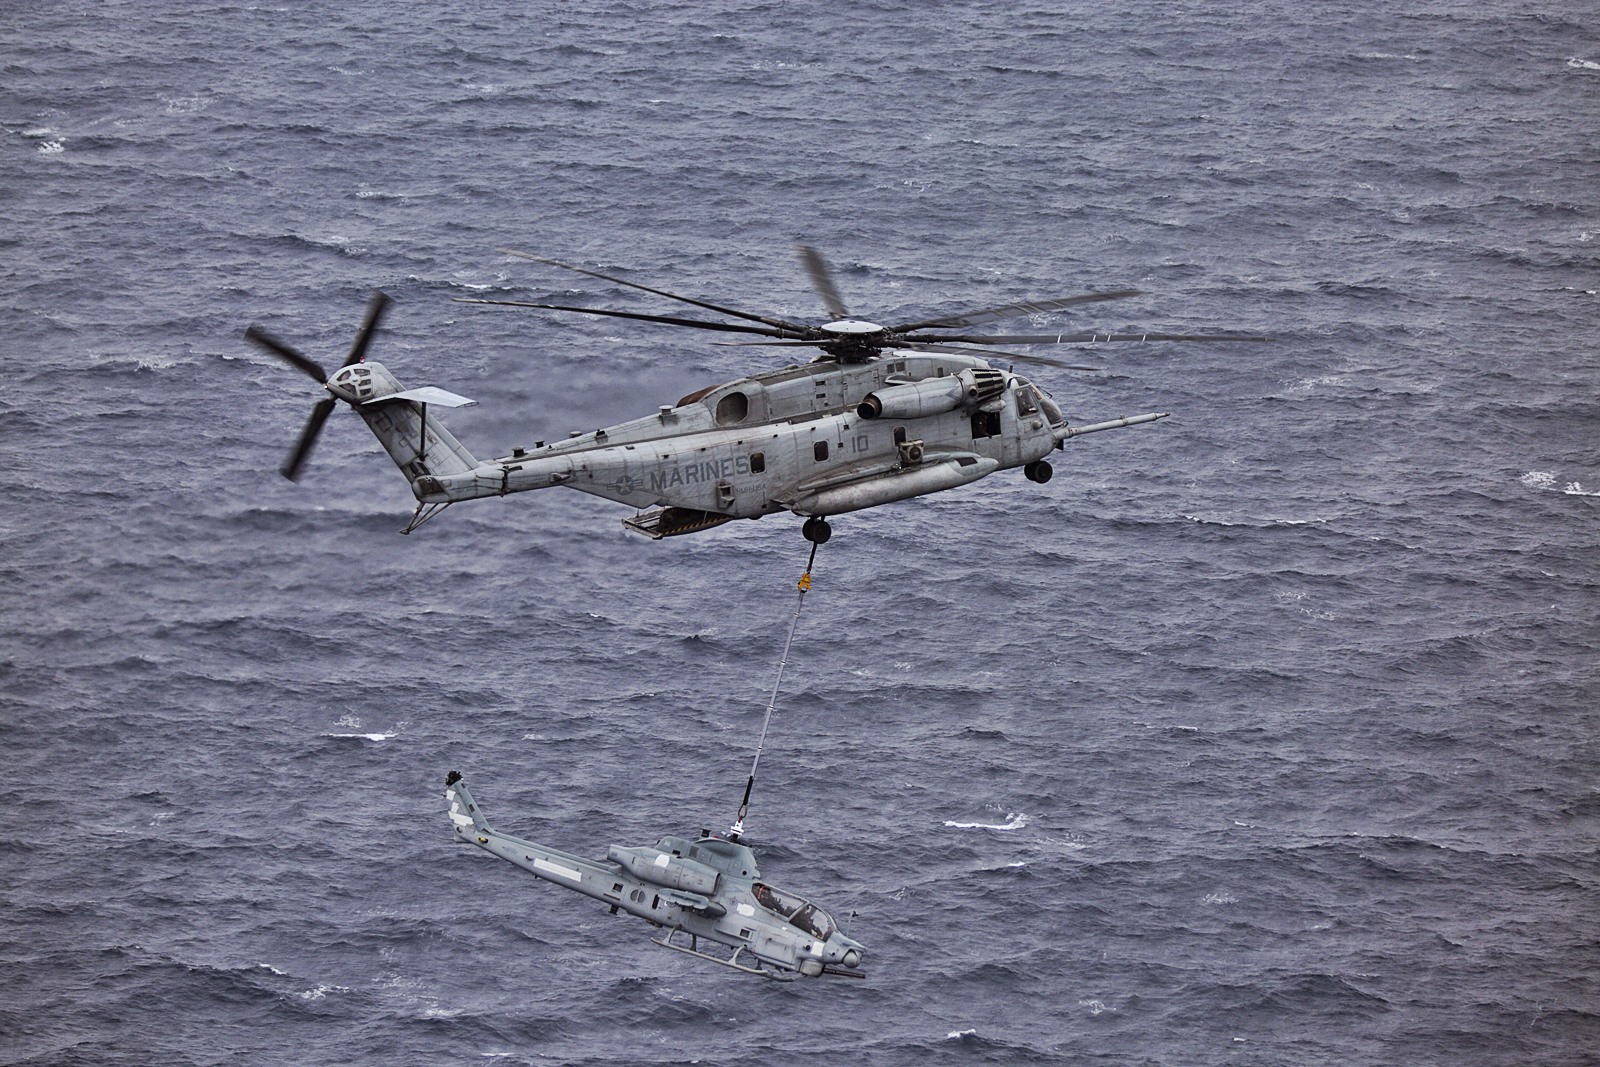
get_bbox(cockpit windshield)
[753,882,836,941]
[1014,379,1065,426]
[1015,382,1039,415]
[1034,385,1066,427]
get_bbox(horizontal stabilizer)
[366,386,477,408]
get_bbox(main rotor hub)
[820,319,884,336]
[818,319,888,362]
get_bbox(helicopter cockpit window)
[753,883,836,941]
[1037,388,1066,427]
[1015,383,1039,416]
[715,391,749,426]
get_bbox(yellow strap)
[797,572,812,592]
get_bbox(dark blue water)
[4,3,1597,1064]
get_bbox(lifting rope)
[729,539,820,840]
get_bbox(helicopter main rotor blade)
[341,290,392,368]
[796,245,850,320]
[281,396,336,482]
[710,339,833,347]
[893,290,1143,333]
[926,330,1274,345]
[899,343,1103,371]
[245,325,330,384]
[498,249,814,335]
[454,298,796,338]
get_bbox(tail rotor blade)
[281,397,337,481]
[250,292,393,483]
[342,290,392,369]
[245,325,329,384]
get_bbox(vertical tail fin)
[329,362,481,492]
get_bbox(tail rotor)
[245,291,392,481]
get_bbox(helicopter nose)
[841,948,862,970]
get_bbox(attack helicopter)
[443,770,866,978]
[245,247,1265,542]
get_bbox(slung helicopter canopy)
[754,882,836,941]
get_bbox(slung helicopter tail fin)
[445,770,491,838]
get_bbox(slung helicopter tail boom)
[443,772,637,909]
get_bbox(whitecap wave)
[1522,471,1599,496]
[1522,470,1556,490]
[327,719,396,741]
[294,983,349,1000]
[944,813,1030,831]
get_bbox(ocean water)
[3,2,1597,1064]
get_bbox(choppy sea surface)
[4,3,1597,1064]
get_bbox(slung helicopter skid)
[651,928,867,980]
[652,928,788,978]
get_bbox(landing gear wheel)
[802,516,832,544]
[1024,460,1054,484]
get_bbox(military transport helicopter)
[443,770,866,978]
[245,247,1265,542]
